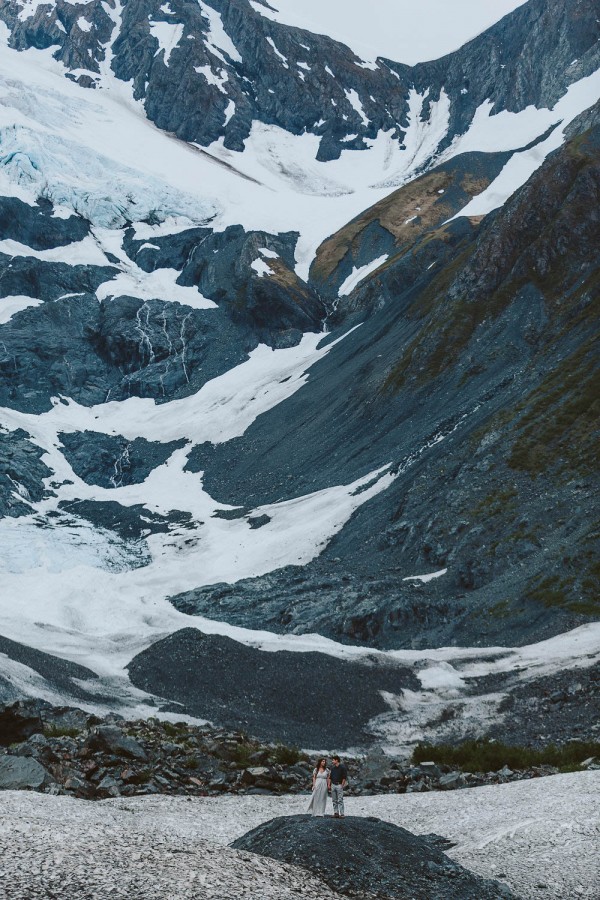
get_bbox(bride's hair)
[315,757,327,771]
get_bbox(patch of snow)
[258,247,278,259]
[0,235,108,266]
[193,64,228,94]
[88,225,216,309]
[0,329,354,448]
[149,21,184,67]
[403,568,447,583]
[96,267,216,309]
[338,254,388,295]
[0,294,44,323]
[266,36,289,68]
[198,0,241,64]
[76,16,92,33]
[222,98,235,126]
[251,257,274,277]
[373,88,451,189]
[356,59,379,71]
[344,88,369,127]
[298,61,310,71]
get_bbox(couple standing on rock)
[308,755,348,818]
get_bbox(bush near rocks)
[412,739,600,773]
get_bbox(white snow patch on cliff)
[338,255,388,295]
[403,568,447,583]
[0,235,108,266]
[0,294,43,323]
[344,88,369,126]
[149,21,184,67]
[251,257,275,277]
[193,64,228,93]
[266,36,289,68]
[198,0,241,64]
[96,266,216,309]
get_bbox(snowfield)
[0,771,598,899]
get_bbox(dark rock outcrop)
[0,699,44,745]
[232,814,514,899]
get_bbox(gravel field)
[0,771,598,899]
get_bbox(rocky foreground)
[0,772,598,899]
[3,700,598,802]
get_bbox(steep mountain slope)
[172,115,600,649]
[0,0,598,747]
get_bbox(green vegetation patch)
[271,744,301,765]
[43,725,82,738]
[412,739,600,772]
[507,339,598,477]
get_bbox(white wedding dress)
[307,768,329,816]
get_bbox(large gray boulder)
[0,756,53,790]
[85,726,147,761]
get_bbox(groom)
[328,754,347,818]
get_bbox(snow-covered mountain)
[0,0,598,750]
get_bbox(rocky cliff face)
[0,0,598,725]
[174,118,600,648]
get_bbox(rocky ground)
[484,661,600,747]
[2,700,598,803]
[0,771,598,899]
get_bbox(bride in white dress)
[307,757,329,816]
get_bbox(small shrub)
[131,769,152,785]
[272,744,301,765]
[231,743,255,768]
[43,725,81,739]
